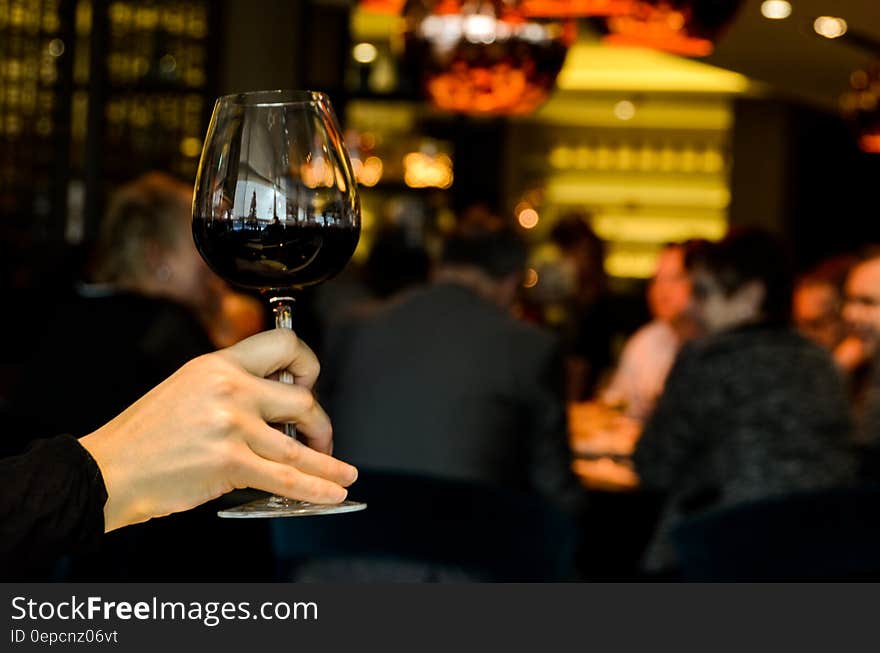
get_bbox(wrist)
[79,427,152,532]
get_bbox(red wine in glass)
[192,89,365,518]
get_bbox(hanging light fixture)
[841,65,880,154]
[361,0,635,18]
[401,0,575,115]
[359,0,406,12]
[518,0,636,17]
[593,0,745,57]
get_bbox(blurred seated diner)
[288,221,584,581]
[566,239,707,496]
[793,254,855,356]
[600,240,706,423]
[842,249,880,445]
[550,213,615,402]
[633,228,857,578]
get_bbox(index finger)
[218,329,321,388]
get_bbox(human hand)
[79,329,357,532]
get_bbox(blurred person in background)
[320,223,581,514]
[312,215,430,353]
[795,251,880,457]
[793,254,857,361]
[206,275,266,349]
[8,172,218,447]
[548,213,614,401]
[5,172,269,580]
[302,222,582,581]
[363,224,431,300]
[842,249,880,383]
[841,249,880,454]
[601,241,705,422]
[633,229,856,576]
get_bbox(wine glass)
[192,89,366,518]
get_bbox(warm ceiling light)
[518,208,540,229]
[760,0,790,20]
[518,0,637,17]
[613,99,636,120]
[814,16,847,39]
[179,137,202,158]
[353,42,379,63]
[352,155,384,186]
[47,38,66,57]
[403,152,453,188]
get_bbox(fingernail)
[334,487,348,503]
[346,465,358,486]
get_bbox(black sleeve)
[0,435,107,576]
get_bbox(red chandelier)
[400,0,574,115]
[357,0,744,115]
[362,0,637,17]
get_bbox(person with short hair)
[634,229,856,575]
[793,255,855,354]
[92,171,263,349]
[840,249,880,375]
[321,224,580,512]
[9,172,219,452]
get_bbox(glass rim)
[216,89,330,107]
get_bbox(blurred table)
[568,401,642,492]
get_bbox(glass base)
[217,495,367,519]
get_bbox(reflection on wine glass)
[192,89,366,518]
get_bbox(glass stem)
[270,295,297,440]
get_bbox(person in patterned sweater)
[634,229,857,575]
